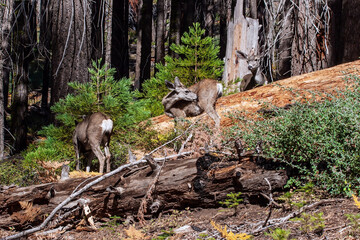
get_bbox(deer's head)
[164,77,198,102]
[236,48,261,73]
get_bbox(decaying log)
[0,155,287,230]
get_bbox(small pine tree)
[142,22,224,116]
[156,22,223,86]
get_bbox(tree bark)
[111,0,129,79]
[0,0,14,159]
[91,0,105,61]
[155,0,166,66]
[11,0,36,153]
[49,0,92,106]
[0,156,287,229]
[339,0,360,64]
[134,0,152,91]
[39,0,51,113]
[168,0,182,58]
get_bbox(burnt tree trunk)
[134,0,152,91]
[155,0,166,67]
[111,0,129,79]
[0,0,14,158]
[11,0,36,153]
[49,0,92,106]
[0,156,287,229]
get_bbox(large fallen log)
[0,155,286,230]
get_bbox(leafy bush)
[225,74,360,195]
[142,22,224,117]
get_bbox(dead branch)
[251,198,345,235]
[137,154,166,224]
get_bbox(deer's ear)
[236,50,247,59]
[165,80,175,90]
[174,76,182,87]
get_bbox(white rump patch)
[217,83,223,98]
[101,119,113,133]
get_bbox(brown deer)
[162,77,223,127]
[73,112,113,174]
[236,48,268,91]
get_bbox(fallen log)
[0,155,287,231]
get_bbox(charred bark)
[11,0,36,153]
[49,0,92,106]
[134,0,152,91]
[111,0,129,79]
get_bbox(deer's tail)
[217,83,223,98]
[101,119,113,133]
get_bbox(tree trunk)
[11,0,36,153]
[49,0,92,106]
[39,0,51,113]
[275,0,294,79]
[219,0,233,60]
[201,0,215,36]
[91,0,105,61]
[111,0,129,79]
[155,0,166,66]
[134,0,152,91]
[0,156,287,229]
[168,0,182,58]
[0,0,14,159]
[339,0,360,64]
[222,0,260,86]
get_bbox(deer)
[73,112,113,174]
[236,48,268,92]
[162,77,223,128]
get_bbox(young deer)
[162,77,223,127]
[236,48,268,91]
[73,112,113,174]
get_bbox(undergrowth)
[224,73,360,195]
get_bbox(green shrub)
[264,228,292,240]
[225,74,360,195]
[142,22,224,117]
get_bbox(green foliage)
[345,213,360,236]
[291,212,325,234]
[0,158,41,186]
[142,22,224,117]
[151,229,174,240]
[264,228,292,240]
[52,59,150,129]
[219,192,243,215]
[24,59,151,170]
[278,182,317,210]
[224,74,360,195]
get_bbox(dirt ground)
[1,196,357,239]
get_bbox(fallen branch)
[137,154,166,224]
[251,199,345,234]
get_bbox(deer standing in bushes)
[73,112,113,173]
[236,48,268,91]
[162,77,223,127]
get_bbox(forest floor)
[1,60,360,240]
[43,197,360,239]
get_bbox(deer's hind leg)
[90,142,106,174]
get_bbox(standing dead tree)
[260,0,332,80]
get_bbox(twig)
[251,199,345,235]
[144,116,204,157]
[178,131,193,154]
[262,178,273,227]
[137,153,166,225]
